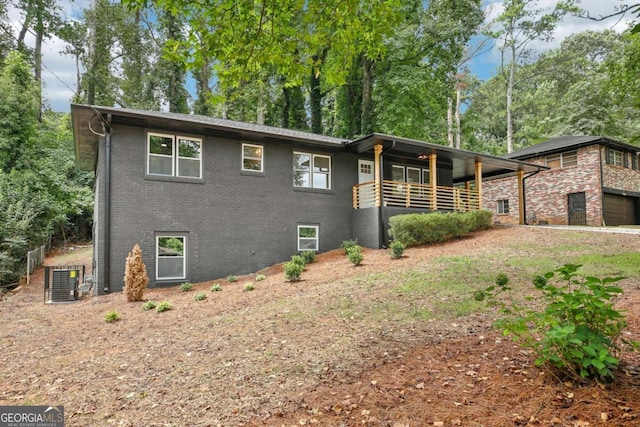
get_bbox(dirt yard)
[2,226,640,426]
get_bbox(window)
[156,236,186,280]
[497,199,510,215]
[545,151,577,169]
[148,133,202,178]
[607,149,624,167]
[360,162,372,175]
[406,167,421,183]
[391,165,405,182]
[293,152,331,189]
[242,143,263,172]
[391,165,430,184]
[298,225,318,251]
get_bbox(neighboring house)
[72,105,543,294]
[483,136,640,227]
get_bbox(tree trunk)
[506,44,515,154]
[361,56,374,135]
[455,83,461,149]
[282,86,290,128]
[310,48,328,134]
[34,29,42,122]
[256,81,265,125]
[447,97,453,147]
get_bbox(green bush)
[290,254,306,268]
[301,250,316,264]
[284,261,303,282]
[104,310,121,323]
[347,245,363,266]
[156,301,173,313]
[476,264,635,382]
[244,282,255,291]
[194,292,207,301]
[210,283,222,292]
[141,300,157,311]
[340,239,358,254]
[388,210,493,248]
[227,275,238,282]
[179,282,194,292]
[389,241,405,259]
[255,274,267,282]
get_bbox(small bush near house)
[255,274,267,282]
[347,245,363,266]
[244,282,255,291]
[141,300,157,311]
[123,243,149,302]
[301,250,316,264]
[210,283,222,292]
[284,261,303,282]
[389,241,405,259]
[388,210,493,248]
[179,282,194,292]
[290,254,306,268]
[476,264,635,382]
[194,292,207,301]
[227,275,238,282]
[156,301,173,313]
[104,310,121,323]
[340,239,358,254]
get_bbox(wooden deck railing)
[352,180,479,212]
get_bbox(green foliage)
[193,292,207,301]
[179,282,193,292]
[284,261,303,282]
[226,275,238,283]
[301,250,316,264]
[388,211,492,248]
[156,301,173,313]
[141,300,157,311]
[243,282,255,292]
[389,240,405,259]
[477,264,634,382]
[290,254,306,268]
[340,239,359,254]
[210,283,222,292]
[346,245,363,266]
[255,274,267,282]
[104,310,121,323]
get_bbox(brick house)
[72,105,542,294]
[483,136,640,226]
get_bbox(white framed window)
[242,143,264,172]
[156,235,186,280]
[293,152,331,189]
[406,167,421,183]
[148,133,202,178]
[607,149,624,167]
[297,225,319,251]
[497,199,510,215]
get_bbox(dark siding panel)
[603,193,638,225]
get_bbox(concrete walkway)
[516,224,640,235]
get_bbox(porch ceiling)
[346,134,548,182]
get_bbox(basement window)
[497,199,510,215]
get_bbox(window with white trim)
[607,149,624,167]
[156,236,186,280]
[293,152,331,189]
[148,133,202,178]
[497,199,510,214]
[297,225,318,251]
[242,143,264,172]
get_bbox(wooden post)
[517,169,525,225]
[429,154,437,210]
[465,181,471,211]
[475,160,482,210]
[374,144,383,207]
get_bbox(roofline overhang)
[506,136,640,160]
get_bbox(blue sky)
[8,0,635,113]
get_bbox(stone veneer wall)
[483,145,604,226]
[602,146,640,193]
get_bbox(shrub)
[123,243,149,302]
[284,261,303,282]
[255,274,267,282]
[210,283,222,292]
[389,241,405,259]
[340,239,358,254]
[290,254,306,268]
[156,301,173,313]
[388,210,493,248]
[227,275,238,282]
[244,282,255,291]
[179,282,194,292]
[141,300,157,311]
[476,264,635,382]
[347,245,363,266]
[301,250,316,264]
[194,292,207,301]
[104,310,121,323]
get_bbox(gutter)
[104,114,112,293]
[378,140,396,249]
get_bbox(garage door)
[603,193,638,225]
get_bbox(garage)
[603,193,639,226]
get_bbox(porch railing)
[352,180,479,212]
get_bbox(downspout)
[378,141,396,249]
[104,114,112,293]
[522,170,541,225]
[599,145,605,226]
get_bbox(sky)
[7,0,636,113]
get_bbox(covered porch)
[346,134,546,248]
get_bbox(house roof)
[72,104,346,171]
[504,136,640,160]
[347,134,547,183]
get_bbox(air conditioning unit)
[48,268,79,302]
